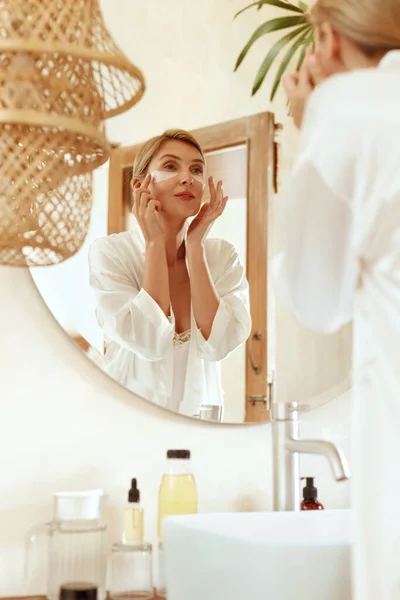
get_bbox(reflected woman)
[89,129,251,417]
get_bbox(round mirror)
[30,1,352,424]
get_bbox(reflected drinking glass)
[198,405,223,422]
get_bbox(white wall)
[0,268,351,595]
[99,0,299,163]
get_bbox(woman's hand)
[187,176,228,249]
[132,173,165,244]
[283,49,325,129]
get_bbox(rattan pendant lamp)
[0,0,145,266]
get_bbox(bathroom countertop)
[2,595,164,600]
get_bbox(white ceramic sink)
[163,509,352,600]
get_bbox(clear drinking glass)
[109,541,153,600]
[26,490,108,600]
[155,541,166,599]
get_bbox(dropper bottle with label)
[122,478,143,544]
[300,477,324,511]
[109,479,153,600]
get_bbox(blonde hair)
[309,0,400,55]
[132,129,204,179]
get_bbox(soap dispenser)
[300,477,324,511]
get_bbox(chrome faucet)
[271,402,351,511]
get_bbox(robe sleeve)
[273,119,360,333]
[196,241,252,361]
[89,237,174,361]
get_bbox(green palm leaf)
[234,0,304,19]
[233,0,314,99]
[234,15,307,71]
[251,24,309,95]
[269,28,311,100]
[295,40,308,71]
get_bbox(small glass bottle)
[300,477,324,511]
[109,479,153,600]
[157,449,198,542]
[122,479,143,544]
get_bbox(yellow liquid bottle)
[158,450,198,541]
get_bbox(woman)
[89,129,251,418]
[274,1,400,598]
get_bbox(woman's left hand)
[283,49,324,129]
[187,176,228,248]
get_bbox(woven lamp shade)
[0,167,93,267]
[0,0,146,267]
[0,0,146,119]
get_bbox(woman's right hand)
[283,48,327,129]
[132,173,165,244]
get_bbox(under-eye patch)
[151,169,206,188]
[151,170,178,183]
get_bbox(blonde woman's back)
[276,48,400,600]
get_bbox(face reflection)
[146,140,205,220]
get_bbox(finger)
[132,180,147,200]
[220,195,228,214]
[198,203,210,215]
[141,173,152,190]
[217,184,225,210]
[138,190,151,216]
[138,188,152,200]
[305,46,313,59]
[135,187,146,216]
[146,199,157,213]
[147,199,161,211]
[146,199,159,221]
[282,72,299,96]
[308,54,324,86]
[196,203,210,220]
[212,180,222,209]
[298,57,315,92]
[134,174,150,197]
[139,190,152,218]
[208,176,216,203]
